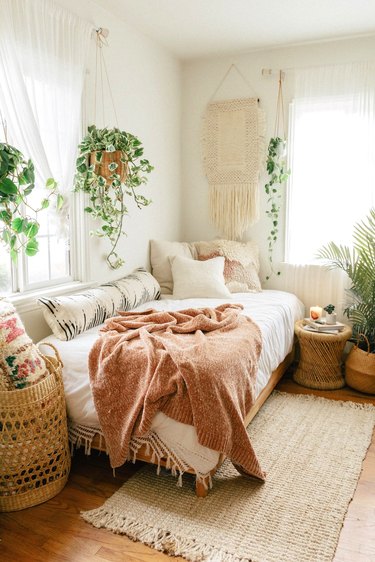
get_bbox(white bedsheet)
[39,290,304,474]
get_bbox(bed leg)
[195,478,209,498]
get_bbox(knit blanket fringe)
[81,507,250,562]
[68,421,213,489]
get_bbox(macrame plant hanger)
[274,70,286,139]
[202,64,265,241]
[94,28,118,128]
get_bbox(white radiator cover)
[264,264,350,322]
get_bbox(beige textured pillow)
[170,255,232,299]
[150,240,196,294]
[194,239,262,293]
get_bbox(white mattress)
[39,290,304,473]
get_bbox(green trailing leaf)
[11,217,25,233]
[25,221,39,239]
[56,193,64,211]
[25,238,39,256]
[0,177,18,195]
[46,177,57,190]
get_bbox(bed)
[39,288,304,497]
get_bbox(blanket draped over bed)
[88,303,265,480]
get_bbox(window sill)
[7,281,96,314]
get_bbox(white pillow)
[150,240,196,294]
[170,255,232,299]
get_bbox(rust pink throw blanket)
[88,304,265,480]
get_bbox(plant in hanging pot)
[0,142,62,261]
[74,125,153,269]
[317,208,375,394]
[264,136,290,280]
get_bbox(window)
[286,63,375,264]
[0,0,92,296]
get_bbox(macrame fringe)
[209,183,259,240]
[81,508,250,562]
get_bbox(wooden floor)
[1,370,374,562]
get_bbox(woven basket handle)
[353,333,370,355]
[37,342,64,369]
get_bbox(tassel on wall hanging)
[202,64,265,240]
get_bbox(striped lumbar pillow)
[38,268,160,341]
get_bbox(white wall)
[20,0,182,341]
[181,35,375,283]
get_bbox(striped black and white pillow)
[38,268,161,341]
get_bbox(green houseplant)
[264,137,291,280]
[317,208,375,352]
[74,125,153,270]
[317,208,375,393]
[0,142,62,261]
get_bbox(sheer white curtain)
[286,62,375,264]
[0,0,92,220]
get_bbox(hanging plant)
[264,71,290,280]
[264,137,290,279]
[74,125,153,270]
[0,142,62,262]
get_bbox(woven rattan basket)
[0,343,71,512]
[345,334,375,395]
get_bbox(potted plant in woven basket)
[317,208,375,394]
[74,125,153,270]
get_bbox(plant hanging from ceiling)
[74,29,153,270]
[74,125,153,270]
[264,71,291,280]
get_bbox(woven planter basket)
[90,150,128,185]
[345,334,375,395]
[0,343,71,512]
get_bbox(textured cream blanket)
[88,304,265,480]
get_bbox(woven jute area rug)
[81,392,375,562]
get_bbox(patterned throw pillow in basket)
[0,300,49,390]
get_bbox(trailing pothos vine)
[264,136,290,280]
[0,142,62,262]
[74,125,153,270]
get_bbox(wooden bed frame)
[89,346,295,498]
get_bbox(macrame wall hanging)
[202,64,265,241]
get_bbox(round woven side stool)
[294,320,352,390]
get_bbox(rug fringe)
[273,390,375,411]
[81,507,251,562]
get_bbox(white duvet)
[39,290,304,473]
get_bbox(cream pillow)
[150,240,196,294]
[170,255,232,299]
